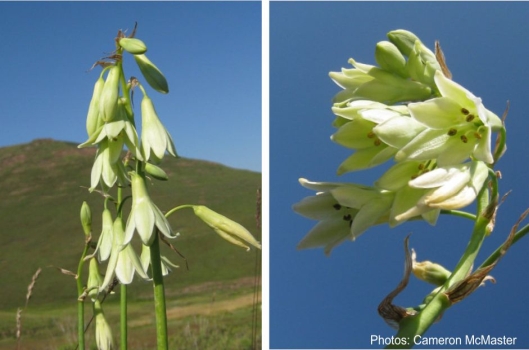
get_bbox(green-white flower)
[293,179,394,255]
[99,65,121,123]
[140,244,179,277]
[100,218,150,292]
[329,58,432,104]
[393,160,489,222]
[192,205,261,251]
[96,209,114,262]
[397,70,503,165]
[331,100,424,174]
[124,171,177,246]
[89,139,128,190]
[94,300,114,350]
[140,93,177,163]
[87,257,103,301]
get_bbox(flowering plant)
[74,24,260,350]
[294,29,527,344]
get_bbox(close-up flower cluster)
[294,29,506,255]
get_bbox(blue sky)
[0,2,261,172]
[270,2,529,349]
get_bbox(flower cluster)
[80,38,175,191]
[295,29,505,255]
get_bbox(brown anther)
[374,139,382,146]
[466,114,475,122]
[447,128,457,136]
[461,108,470,115]
[367,131,376,139]
[460,135,468,143]
[343,214,352,221]
[333,203,342,210]
[418,163,425,170]
[474,132,482,139]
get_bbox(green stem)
[76,238,91,350]
[150,231,169,349]
[388,179,496,348]
[121,284,128,350]
[165,204,194,218]
[479,223,529,269]
[440,209,476,221]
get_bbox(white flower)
[397,71,503,165]
[94,300,114,350]
[124,171,177,246]
[141,94,177,163]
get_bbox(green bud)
[99,65,121,122]
[119,37,147,55]
[375,41,408,78]
[412,250,451,286]
[387,29,420,56]
[192,205,261,251]
[134,54,169,94]
[406,40,441,88]
[94,300,114,350]
[87,257,102,300]
[80,201,92,236]
[145,162,169,181]
[86,72,105,138]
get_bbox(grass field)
[0,139,262,349]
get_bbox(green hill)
[0,139,262,311]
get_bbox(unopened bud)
[119,37,147,55]
[412,249,451,286]
[87,258,102,300]
[99,65,121,122]
[134,54,169,94]
[375,41,407,78]
[406,40,441,88]
[86,73,105,138]
[80,201,92,236]
[387,29,420,56]
[145,162,169,181]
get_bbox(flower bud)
[94,300,114,350]
[387,29,420,56]
[192,205,261,251]
[87,257,102,300]
[145,162,169,181]
[412,249,451,286]
[80,201,92,236]
[99,65,121,122]
[134,54,169,94]
[86,73,105,138]
[406,40,441,88]
[119,37,147,54]
[375,41,407,78]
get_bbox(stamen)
[343,214,352,221]
[447,128,457,136]
[333,203,341,210]
[374,139,381,146]
[367,131,376,138]
[466,114,475,122]
[474,132,482,139]
[460,135,468,143]
[461,108,470,115]
[418,163,425,170]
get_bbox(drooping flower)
[140,93,177,163]
[99,218,150,292]
[95,209,114,262]
[140,244,179,277]
[397,70,503,165]
[89,138,128,190]
[94,300,114,350]
[293,179,394,255]
[124,171,177,246]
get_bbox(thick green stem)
[150,232,169,349]
[388,183,495,348]
[121,284,128,350]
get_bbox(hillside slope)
[0,139,261,310]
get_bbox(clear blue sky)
[0,2,261,172]
[271,2,529,349]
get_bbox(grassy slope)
[0,139,262,312]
